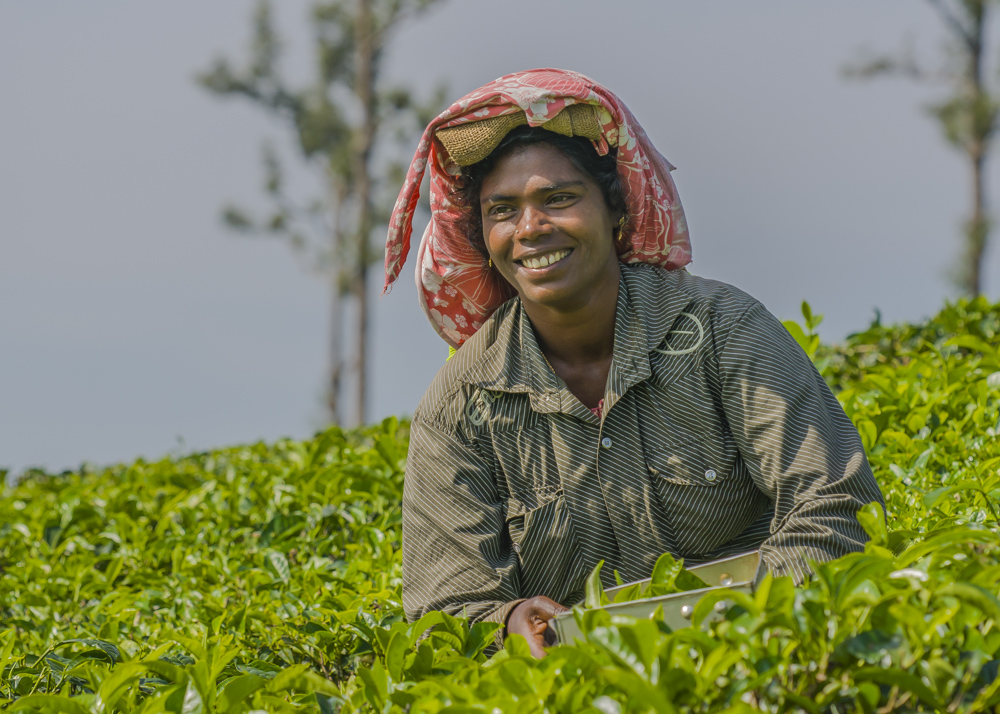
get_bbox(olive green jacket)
[402,264,885,640]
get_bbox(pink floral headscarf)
[382,68,692,348]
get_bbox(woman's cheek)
[486,221,517,259]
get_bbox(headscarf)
[383,68,692,348]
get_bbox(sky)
[1,1,993,475]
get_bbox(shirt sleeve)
[402,414,523,649]
[717,302,886,583]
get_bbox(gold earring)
[488,257,493,268]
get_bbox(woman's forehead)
[481,144,595,199]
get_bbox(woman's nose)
[515,205,552,240]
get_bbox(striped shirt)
[402,264,885,643]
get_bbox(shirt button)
[704,469,717,482]
[601,437,613,449]
[513,543,521,554]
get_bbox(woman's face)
[479,143,619,311]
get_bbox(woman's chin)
[517,279,600,311]
[521,261,619,306]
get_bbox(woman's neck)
[521,264,620,408]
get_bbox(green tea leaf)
[856,418,878,452]
[857,501,888,546]
[935,582,1000,622]
[783,320,812,354]
[854,667,942,710]
[265,550,291,583]
[357,663,388,710]
[585,560,605,609]
[385,632,408,679]
[217,673,267,712]
[6,694,92,714]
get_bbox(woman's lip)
[514,248,574,271]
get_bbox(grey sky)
[1,1,988,475]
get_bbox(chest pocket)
[647,432,736,487]
[646,429,757,557]
[505,490,586,604]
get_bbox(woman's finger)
[541,619,559,648]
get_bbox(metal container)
[550,551,765,645]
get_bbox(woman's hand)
[505,596,570,658]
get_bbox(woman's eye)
[489,205,514,219]
[548,194,575,205]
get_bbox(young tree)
[198,0,443,424]
[847,0,999,295]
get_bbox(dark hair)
[453,125,627,261]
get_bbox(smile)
[517,249,572,270]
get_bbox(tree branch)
[926,0,976,49]
[842,45,934,83]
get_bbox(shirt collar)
[463,265,691,411]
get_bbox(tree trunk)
[966,151,988,295]
[326,182,348,425]
[963,0,989,296]
[353,0,376,425]
[327,272,344,424]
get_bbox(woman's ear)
[613,215,630,255]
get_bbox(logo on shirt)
[466,389,500,426]
[655,312,705,356]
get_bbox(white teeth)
[521,249,570,269]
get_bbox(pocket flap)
[647,446,729,487]
[505,486,563,520]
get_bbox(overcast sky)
[2,1,991,475]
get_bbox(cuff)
[479,599,527,652]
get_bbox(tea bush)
[3,298,1000,713]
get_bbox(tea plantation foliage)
[4,299,1000,713]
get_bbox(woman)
[383,69,885,658]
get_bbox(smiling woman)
[383,68,885,659]
[469,136,623,410]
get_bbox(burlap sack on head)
[436,104,604,167]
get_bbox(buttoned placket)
[588,274,694,581]
[593,364,677,580]
[462,267,694,588]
